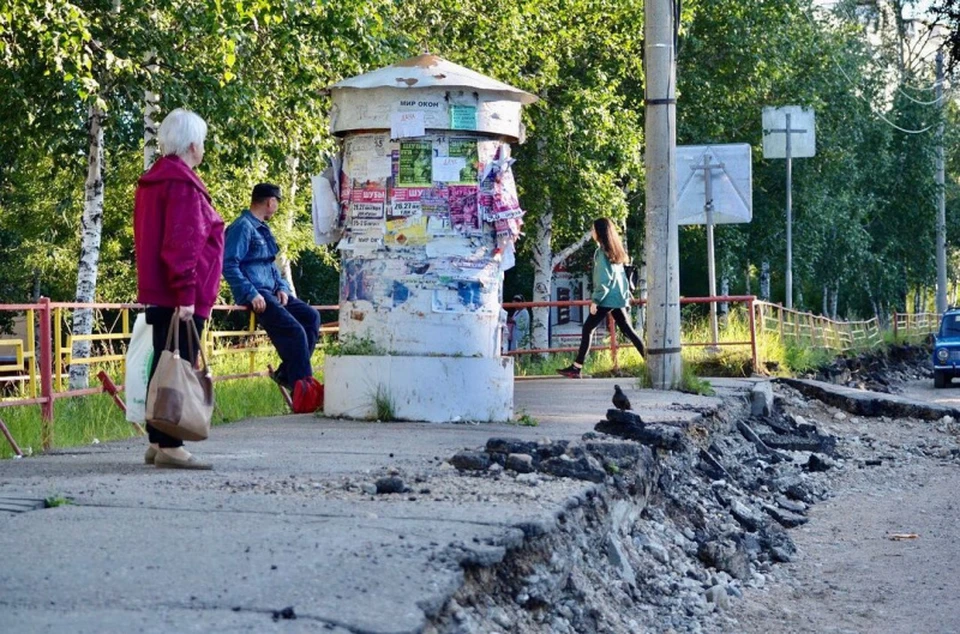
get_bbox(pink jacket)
[134,155,225,319]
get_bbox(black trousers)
[145,306,207,448]
[575,306,645,365]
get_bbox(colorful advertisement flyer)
[385,216,429,246]
[350,184,387,219]
[450,105,478,131]
[390,186,429,218]
[449,185,480,231]
[398,141,433,186]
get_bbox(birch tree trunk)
[720,273,730,318]
[830,285,838,320]
[822,284,828,316]
[759,260,770,301]
[530,207,553,355]
[143,53,159,170]
[281,153,299,296]
[69,104,105,390]
[637,260,648,334]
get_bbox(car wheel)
[935,370,948,389]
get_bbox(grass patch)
[514,411,539,427]
[1,376,290,460]
[329,335,384,356]
[44,495,72,508]
[372,386,397,421]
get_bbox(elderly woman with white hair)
[134,108,224,470]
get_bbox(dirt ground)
[732,379,960,634]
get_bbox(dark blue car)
[933,309,960,388]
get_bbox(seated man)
[223,183,320,391]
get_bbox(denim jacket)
[222,209,290,305]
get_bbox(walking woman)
[557,218,645,378]
[134,108,224,469]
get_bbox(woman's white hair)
[157,108,207,158]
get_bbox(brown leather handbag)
[145,314,213,441]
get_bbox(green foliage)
[0,0,955,327]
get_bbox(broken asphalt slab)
[0,378,749,634]
[777,377,960,420]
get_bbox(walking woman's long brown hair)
[593,218,629,264]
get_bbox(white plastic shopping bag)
[124,313,154,424]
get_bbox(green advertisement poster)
[398,141,433,186]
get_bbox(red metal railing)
[502,295,758,373]
[0,299,339,449]
[0,295,757,451]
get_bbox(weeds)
[515,411,539,427]
[373,386,397,421]
[331,336,384,356]
[44,495,72,508]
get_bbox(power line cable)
[806,5,942,134]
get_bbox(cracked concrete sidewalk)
[0,377,752,634]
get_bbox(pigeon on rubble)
[612,384,632,411]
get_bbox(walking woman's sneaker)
[557,364,581,379]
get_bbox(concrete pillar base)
[323,355,514,423]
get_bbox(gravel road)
[732,379,960,634]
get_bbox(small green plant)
[373,385,397,421]
[636,361,714,395]
[679,363,715,395]
[44,495,72,508]
[515,411,539,427]
[604,462,620,475]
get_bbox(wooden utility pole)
[644,0,682,389]
[936,51,947,314]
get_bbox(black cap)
[512,294,524,302]
[251,183,282,202]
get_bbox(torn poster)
[390,111,425,139]
[448,138,479,184]
[367,156,393,180]
[311,172,339,245]
[398,141,433,186]
[342,259,375,302]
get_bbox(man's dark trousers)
[257,294,321,387]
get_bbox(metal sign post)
[694,154,723,348]
[762,106,816,310]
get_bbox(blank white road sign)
[676,143,753,225]
[762,106,816,159]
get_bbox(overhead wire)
[806,3,945,135]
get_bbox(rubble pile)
[428,392,843,634]
[807,343,931,392]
